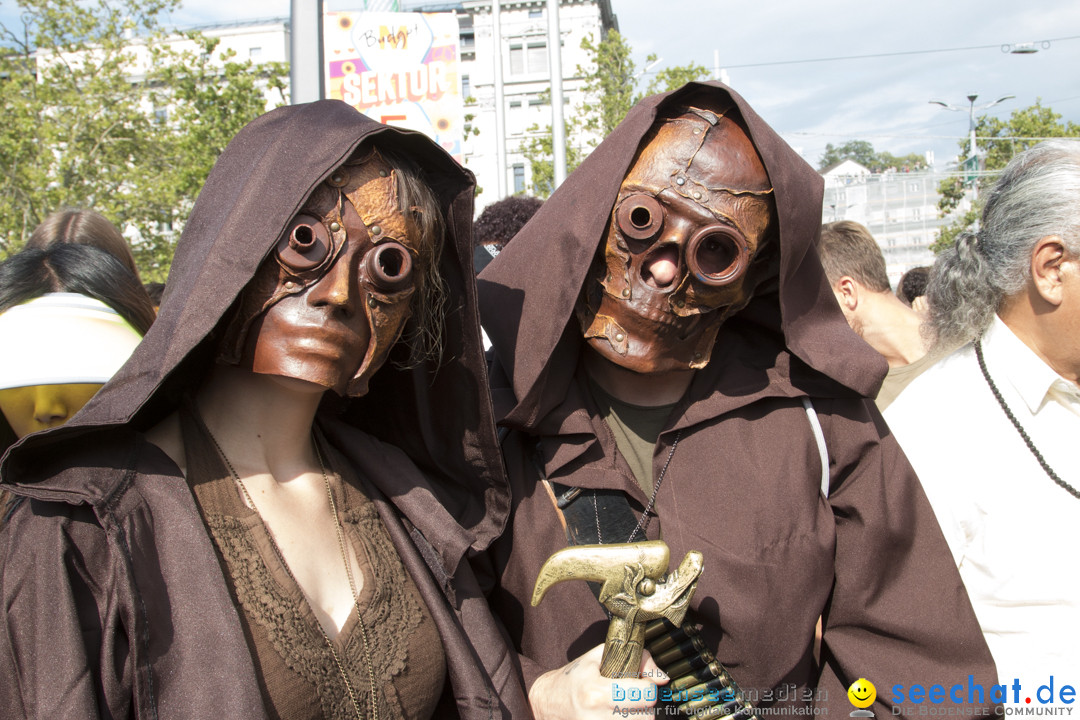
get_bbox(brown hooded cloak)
[477,82,996,715]
[0,101,529,719]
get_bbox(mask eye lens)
[363,241,414,292]
[276,214,331,271]
[698,235,737,275]
[616,194,663,241]
[687,226,750,286]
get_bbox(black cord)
[975,340,1080,500]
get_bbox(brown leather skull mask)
[576,102,777,373]
[220,148,427,397]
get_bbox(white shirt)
[886,317,1080,697]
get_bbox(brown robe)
[0,100,529,719]
[477,82,997,715]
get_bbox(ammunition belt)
[645,619,761,720]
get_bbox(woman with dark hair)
[0,101,527,719]
[26,208,142,281]
[0,244,154,452]
[0,244,155,333]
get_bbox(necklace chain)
[626,430,682,543]
[204,426,380,720]
[593,428,683,545]
[975,340,1080,500]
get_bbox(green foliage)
[818,140,925,173]
[0,0,289,280]
[519,29,708,198]
[932,100,1080,253]
[643,61,709,98]
[519,113,588,198]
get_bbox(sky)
[13,0,1080,170]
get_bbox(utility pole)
[492,0,507,197]
[290,0,323,104]
[547,0,566,189]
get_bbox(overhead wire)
[634,35,1080,75]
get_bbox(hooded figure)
[0,101,528,719]
[477,83,996,717]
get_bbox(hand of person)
[527,643,669,720]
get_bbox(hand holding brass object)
[531,540,704,679]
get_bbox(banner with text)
[325,11,464,164]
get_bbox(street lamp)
[929,94,1013,201]
[929,93,1014,158]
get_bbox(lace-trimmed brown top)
[180,407,446,719]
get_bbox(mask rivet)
[329,221,341,232]
[693,352,703,361]
[614,333,625,342]
[606,275,612,283]
[693,191,702,200]
[621,288,630,298]
[693,127,702,135]
[370,225,382,236]
[367,296,378,308]
[379,169,389,177]
[676,299,685,308]
[675,177,686,186]
[284,280,297,290]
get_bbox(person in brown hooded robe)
[0,101,529,719]
[477,82,997,719]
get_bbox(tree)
[818,140,925,173]
[932,100,1080,253]
[519,29,709,198]
[136,34,287,279]
[0,0,288,280]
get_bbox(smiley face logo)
[848,678,877,709]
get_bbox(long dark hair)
[0,244,156,334]
[26,208,142,281]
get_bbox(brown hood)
[3,100,507,559]
[479,82,884,430]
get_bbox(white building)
[181,2,616,213]
[450,0,617,209]
[821,160,972,285]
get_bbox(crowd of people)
[0,82,1075,719]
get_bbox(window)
[462,74,471,100]
[908,181,920,192]
[911,208,922,221]
[459,16,475,52]
[513,164,525,194]
[154,107,168,125]
[528,8,543,18]
[509,38,547,75]
[249,46,262,59]
[508,100,525,135]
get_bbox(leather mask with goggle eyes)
[219,148,428,397]
[576,105,777,374]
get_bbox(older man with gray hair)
[886,140,1080,693]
